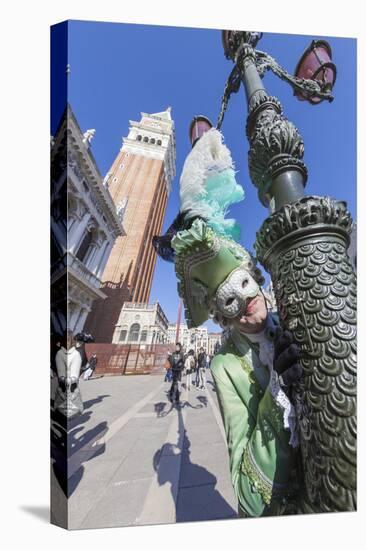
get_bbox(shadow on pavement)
[152,404,237,524]
[82,394,111,411]
[206,380,217,392]
[195,395,208,407]
[51,393,110,499]
[154,401,168,417]
[155,389,209,418]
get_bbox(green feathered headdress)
[172,218,255,328]
[154,127,264,328]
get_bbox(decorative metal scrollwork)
[255,50,334,102]
[217,32,334,133]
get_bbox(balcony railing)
[123,302,157,310]
[67,253,102,289]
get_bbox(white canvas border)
[1,0,364,548]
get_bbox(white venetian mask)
[209,267,260,323]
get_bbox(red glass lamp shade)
[294,40,336,104]
[189,115,213,147]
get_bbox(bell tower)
[85,108,176,342]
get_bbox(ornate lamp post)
[212,31,356,513]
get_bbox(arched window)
[150,138,155,144]
[119,330,127,342]
[76,230,93,262]
[129,323,140,342]
[157,139,162,146]
[143,136,149,143]
[137,135,142,141]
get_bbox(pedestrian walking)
[83,354,98,380]
[194,352,200,387]
[197,347,207,390]
[54,329,84,418]
[164,356,173,382]
[75,331,95,375]
[184,349,195,390]
[167,342,184,404]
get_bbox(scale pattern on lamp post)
[221,30,357,512]
[255,196,357,512]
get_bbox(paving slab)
[65,372,238,529]
[79,477,153,529]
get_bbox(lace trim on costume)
[241,443,295,506]
[269,370,299,448]
[241,444,273,505]
[231,319,299,449]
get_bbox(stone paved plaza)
[52,372,238,529]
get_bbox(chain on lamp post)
[219,30,356,513]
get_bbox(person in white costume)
[54,330,84,418]
[184,349,195,390]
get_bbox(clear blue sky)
[62,20,356,330]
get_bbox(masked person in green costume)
[153,127,302,518]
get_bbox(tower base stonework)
[255,195,357,512]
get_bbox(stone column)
[68,213,91,254]
[95,242,112,279]
[92,240,110,277]
[74,306,91,334]
[68,301,82,333]
[84,242,99,271]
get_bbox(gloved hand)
[273,328,302,394]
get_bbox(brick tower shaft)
[85,108,176,342]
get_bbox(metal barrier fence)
[85,343,174,375]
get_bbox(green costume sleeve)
[211,350,295,517]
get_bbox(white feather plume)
[180,128,235,219]
[178,128,245,240]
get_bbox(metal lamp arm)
[216,47,334,131]
[255,50,334,102]
[216,65,241,130]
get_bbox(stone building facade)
[208,332,223,356]
[112,302,169,345]
[51,105,125,336]
[167,323,222,356]
[85,108,176,342]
